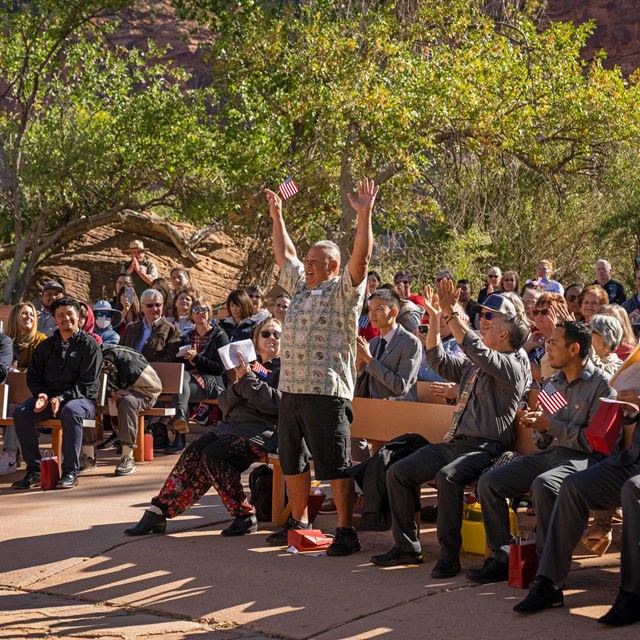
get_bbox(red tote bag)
[508,536,538,589]
[40,449,60,490]
[585,401,624,456]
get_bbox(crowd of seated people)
[2,240,640,627]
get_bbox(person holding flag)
[466,321,615,584]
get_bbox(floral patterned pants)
[152,430,265,518]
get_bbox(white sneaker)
[0,451,18,475]
[115,455,136,476]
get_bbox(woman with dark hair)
[112,274,140,335]
[163,297,229,454]
[219,289,256,342]
[359,270,382,341]
[124,317,282,537]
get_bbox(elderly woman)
[597,303,638,360]
[1,303,47,475]
[590,314,624,378]
[579,284,609,325]
[164,297,230,454]
[219,289,256,342]
[124,317,282,537]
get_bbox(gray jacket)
[427,330,532,451]
[355,325,422,401]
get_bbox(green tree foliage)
[0,0,220,302]
[176,0,640,286]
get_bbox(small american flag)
[538,381,568,415]
[278,176,299,199]
[251,360,269,378]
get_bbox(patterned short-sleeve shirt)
[278,257,366,398]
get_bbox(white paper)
[177,344,192,358]
[218,340,258,371]
[599,397,640,412]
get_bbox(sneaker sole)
[115,468,137,476]
[326,544,362,557]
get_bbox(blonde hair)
[7,302,39,345]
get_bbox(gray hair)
[140,289,163,305]
[311,240,341,262]
[596,259,611,270]
[590,314,623,352]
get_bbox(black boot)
[165,432,186,454]
[124,510,167,536]
[221,514,258,537]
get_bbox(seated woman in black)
[125,317,282,537]
[164,297,229,454]
[219,289,256,342]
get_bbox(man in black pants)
[12,297,102,490]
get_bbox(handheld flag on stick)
[278,176,299,200]
[251,361,269,378]
[538,381,568,415]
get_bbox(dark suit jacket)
[121,318,180,363]
[355,324,422,401]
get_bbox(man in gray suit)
[513,391,640,625]
[354,288,422,402]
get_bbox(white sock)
[122,445,134,458]
[148,505,163,516]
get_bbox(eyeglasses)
[566,295,579,302]
[260,330,281,339]
[191,306,209,314]
[395,279,410,285]
[532,309,550,316]
[487,274,500,279]
[144,303,162,309]
[478,311,497,320]
[95,311,112,318]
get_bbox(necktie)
[443,366,479,441]
[376,338,386,359]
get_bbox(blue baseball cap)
[471,294,517,317]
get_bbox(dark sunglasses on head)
[260,330,281,339]
[395,279,410,285]
[144,303,162,309]
[478,311,497,320]
[533,309,550,316]
[191,306,209,314]
[95,311,112,318]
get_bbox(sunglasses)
[395,279,410,285]
[566,295,579,302]
[260,330,281,339]
[95,311,112,318]
[144,303,162,309]
[532,309,550,316]
[478,311,497,320]
[487,274,500,279]
[191,306,209,314]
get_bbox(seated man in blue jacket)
[12,297,103,490]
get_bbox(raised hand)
[347,178,379,217]
[264,188,283,219]
[547,303,573,326]
[422,284,441,318]
[436,278,460,315]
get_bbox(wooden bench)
[0,371,107,470]
[267,380,538,523]
[135,362,185,462]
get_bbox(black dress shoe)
[221,514,258,537]
[513,576,564,613]
[466,557,509,584]
[11,472,41,490]
[57,473,78,489]
[124,510,167,536]
[598,589,640,626]
[431,557,461,579]
[370,546,423,567]
[97,434,120,450]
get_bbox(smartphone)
[124,286,134,304]
[418,324,429,335]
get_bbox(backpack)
[249,464,274,522]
